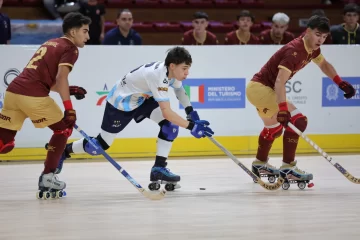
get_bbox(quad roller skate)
[45,143,71,174]
[279,161,314,190]
[148,166,181,191]
[252,159,280,184]
[36,172,67,200]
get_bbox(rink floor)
[0,155,360,240]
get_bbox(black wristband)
[186,121,195,130]
[185,106,194,115]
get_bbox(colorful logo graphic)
[181,78,245,109]
[96,84,109,106]
[322,77,360,107]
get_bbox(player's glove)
[338,81,355,99]
[277,102,291,127]
[187,120,214,138]
[69,86,87,100]
[185,106,200,122]
[63,109,77,128]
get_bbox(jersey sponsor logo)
[157,87,168,92]
[163,78,168,84]
[0,113,11,122]
[32,118,47,124]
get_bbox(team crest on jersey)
[326,84,339,101]
[292,52,297,57]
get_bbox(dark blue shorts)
[101,97,160,134]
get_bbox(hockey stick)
[74,124,166,200]
[288,123,360,184]
[207,136,284,190]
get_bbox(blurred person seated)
[259,13,295,45]
[225,10,259,45]
[0,0,11,44]
[331,3,360,44]
[102,9,142,45]
[44,0,83,20]
[79,0,105,45]
[181,11,218,45]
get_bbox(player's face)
[344,12,359,26]
[117,12,133,32]
[192,18,208,34]
[169,63,191,81]
[307,28,328,50]
[73,25,90,48]
[271,22,288,37]
[238,17,253,32]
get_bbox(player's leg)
[279,102,313,181]
[60,101,135,171]
[18,95,68,192]
[246,81,282,179]
[133,98,180,189]
[0,92,28,154]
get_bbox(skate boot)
[252,159,280,183]
[45,143,71,174]
[148,164,181,191]
[279,161,314,190]
[36,172,67,200]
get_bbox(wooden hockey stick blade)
[288,123,360,184]
[208,137,284,190]
[139,188,166,200]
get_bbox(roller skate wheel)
[56,191,63,198]
[268,176,276,183]
[148,183,159,191]
[297,182,306,190]
[36,191,43,199]
[308,182,314,188]
[165,183,175,191]
[43,191,51,200]
[282,182,290,190]
[253,178,258,183]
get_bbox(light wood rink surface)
[1,155,360,240]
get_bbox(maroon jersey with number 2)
[8,37,79,97]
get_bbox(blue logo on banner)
[181,78,245,109]
[322,77,360,107]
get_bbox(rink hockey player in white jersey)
[55,47,214,191]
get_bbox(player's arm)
[158,101,190,129]
[55,65,72,103]
[274,68,291,104]
[316,57,356,99]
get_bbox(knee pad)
[260,124,283,141]
[158,120,179,142]
[287,114,308,132]
[83,134,110,156]
[0,140,15,154]
[54,128,73,137]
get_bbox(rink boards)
[0,45,359,160]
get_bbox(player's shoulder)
[330,24,344,33]
[106,27,120,36]
[284,31,295,38]
[145,61,167,78]
[225,30,236,37]
[206,30,217,38]
[0,12,10,20]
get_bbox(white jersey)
[106,61,183,111]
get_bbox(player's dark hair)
[62,12,91,34]
[165,47,192,67]
[311,9,326,17]
[117,9,132,18]
[193,11,209,21]
[307,15,330,33]
[343,3,359,15]
[237,10,255,22]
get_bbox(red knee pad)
[0,140,15,154]
[54,128,73,138]
[287,114,308,133]
[260,124,283,141]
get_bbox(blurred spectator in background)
[181,11,218,45]
[259,12,294,45]
[0,0,11,44]
[331,3,360,44]
[103,9,142,45]
[224,10,259,45]
[79,0,105,45]
[44,0,83,20]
